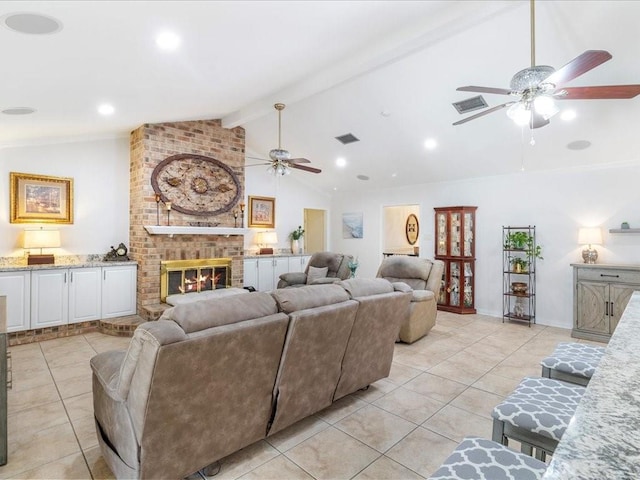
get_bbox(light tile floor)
[0,312,605,479]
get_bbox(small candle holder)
[233,209,238,228]
[239,202,246,228]
[155,194,161,226]
[166,201,172,226]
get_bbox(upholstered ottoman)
[492,377,585,461]
[428,436,547,480]
[541,342,605,386]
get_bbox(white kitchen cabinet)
[288,255,312,273]
[0,271,31,332]
[243,259,259,290]
[69,267,102,323]
[31,269,68,328]
[244,256,304,292]
[102,265,137,318]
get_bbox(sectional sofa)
[90,278,411,479]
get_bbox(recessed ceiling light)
[356,174,370,181]
[156,31,181,51]
[333,187,338,191]
[98,104,115,116]
[424,138,437,150]
[336,157,347,168]
[1,13,62,35]
[391,173,397,178]
[2,107,36,115]
[380,110,391,117]
[561,109,577,121]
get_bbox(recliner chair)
[277,251,353,288]
[376,256,444,343]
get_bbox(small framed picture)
[405,213,419,245]
[248,195,275,228]
[10,172,74,224]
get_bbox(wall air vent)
[452,95,488,114]
[335,133,360,145]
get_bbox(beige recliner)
[376,256,444,343]
[277,251,353,288]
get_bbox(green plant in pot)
[505,231,531,250]
[510,257,530,273]
[289,226,304,254]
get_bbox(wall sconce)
[255,231,278,255]
[24,228,61,265]
[578,227,603,264]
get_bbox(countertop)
[543,291,640,479]
[244,253,311,259]
[0,256,137,272]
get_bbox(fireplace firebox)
[160,258,232,302]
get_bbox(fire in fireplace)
[160,258,232,301]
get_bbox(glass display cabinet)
[434,206,477,314]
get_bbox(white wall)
[330,162,640,329]
[0,137,131,257]
[244,169,331,254]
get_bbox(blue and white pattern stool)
[492,377,585,461]
[541,342,605,386]
[428,436,547,480]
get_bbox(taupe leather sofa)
[91,279,410,479]
[376,256,445,344]
[277,251,353,288]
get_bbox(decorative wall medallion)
[405,213,419,245]
[151,154,241,216]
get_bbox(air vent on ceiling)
[452,95,488,114]
[335,133,360,145]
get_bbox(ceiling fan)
[247,103,321,175]
[453,0,640,129]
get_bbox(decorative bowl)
[511,282,528,295]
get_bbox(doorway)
[303,209,326,254]
[382,205,420,256]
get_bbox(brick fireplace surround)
[129,119,246,320]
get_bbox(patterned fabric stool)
[492,377,585,461]
[428,436,547,480]
[541,342,605,386]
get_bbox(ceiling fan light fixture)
[269,148,291,161]
[267,161,291,176]
[533,95,559,119]
[507,103,531,126]
[509,65,555,92]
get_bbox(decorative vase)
[291,239,299,254]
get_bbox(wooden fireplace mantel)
[143,226,249,236]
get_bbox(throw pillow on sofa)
[307,266,328,284]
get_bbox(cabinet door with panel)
[575,281,609,334]
[31,269,68,328]
[0,271,31,332]
[609,283,640,332]
[69,267,102,323]
[243,259,259,290]
[102,265,137,318]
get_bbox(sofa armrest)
[411,289,435,302]
[90,349,127,401]
[278,272,307,288]
[391,281,412,293]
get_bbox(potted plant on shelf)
[510,257,530,273]
[289,226,304,254]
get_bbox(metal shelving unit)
[503,226,536,326]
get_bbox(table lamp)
[578,227,603,264]
[255,231,278,255]
[24,228,61,265]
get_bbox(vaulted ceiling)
[2,1,639,192]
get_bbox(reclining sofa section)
[91,280,410,479]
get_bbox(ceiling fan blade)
[529,110,550,129]
[246,162,270,167]
[452,102,515,126]
[557,85,640,100]
[290,163,321,174]
[246,155,268,162]
[544,50,612,86]
[288,158,311,164]
[457,86,513,95]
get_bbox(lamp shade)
[23,229,60,249]
[578,227,603,246]
[255,231,278,245]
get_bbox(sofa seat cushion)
[165,287,248,306]
[160,292,278,333]
[271,284,350,314]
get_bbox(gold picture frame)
[248,195,275,228]
[10,172,74,224]
[405,213,419,245]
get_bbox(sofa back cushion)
[139,313,289,479]
[268,291,358,435]
[341,278,394,298]
[160,292,278,334]
[271,284,350,314]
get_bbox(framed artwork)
[405,213,419,245]
[248,195,275,228]
[10,172,74,224]
[342,212,363,239]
